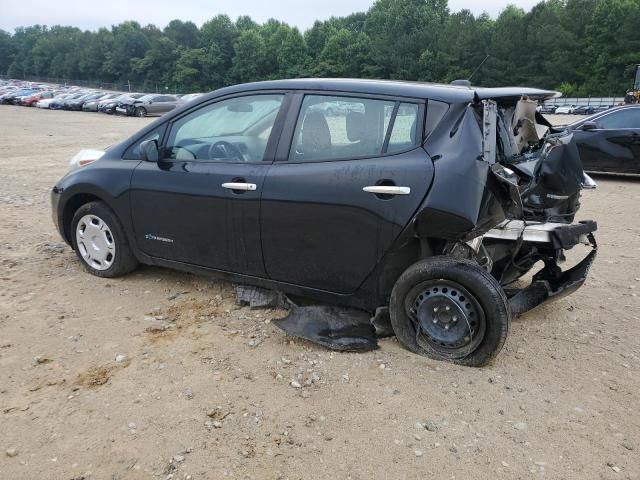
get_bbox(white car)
[555,104,577,114]
[36,94,72,109]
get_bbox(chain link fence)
[543,97,625,107]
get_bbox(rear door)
[260,93,434,294]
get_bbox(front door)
[130,93,287,275]
[577,107,640,174]
[260,93,433,294]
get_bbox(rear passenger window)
[289,95,419,162]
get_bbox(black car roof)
[202,78,558,104]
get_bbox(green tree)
[131,37,179,89]
[0,29,15,75]
[104,21,151,81]
[315,29,371,77]
[230,29,267,83]
[200,14,238,73]
[2,1,640,96]
[164,20,200,48]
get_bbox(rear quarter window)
[425,100,449,137]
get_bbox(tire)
[389,256,510,367]
[135,107,146,117]
[70,201,138,278]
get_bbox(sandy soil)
[0,106,639,480]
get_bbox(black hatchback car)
[52,79,597,366]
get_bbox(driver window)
[164,94,284,162]
[596,108,640,129]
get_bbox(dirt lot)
[0,106,639,480]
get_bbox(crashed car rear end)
[50,79,596,367]
[380,88,596,365]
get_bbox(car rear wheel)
[71,201,138,278]
[389,256,510,367]
[135,107,146,117]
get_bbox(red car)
[22,91,55,106]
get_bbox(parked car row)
[538,103,613,114]
[0,79,203,117]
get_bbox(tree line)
[0,0,638,96]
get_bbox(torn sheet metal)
[235,285,287,309]
[508,243,597,316]
[273,305,379,352]
[510,97,550,153]
[482,99,497,163]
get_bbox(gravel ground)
[0,106,639,480]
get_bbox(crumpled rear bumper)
[502,221,598,316]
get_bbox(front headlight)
[68,149,105,172]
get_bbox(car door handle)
[363,186,411,195]
[222,182,257,191]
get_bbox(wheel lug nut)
[452,316,458,322]
[433,307,438,312]
[432,319,438,324]
[444,325,450,330]
[445,306,450,311]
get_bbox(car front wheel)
[135,107,146,117]
[71,201,138,278]
[389,256,510,367]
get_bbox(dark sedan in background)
[83,93,120,112]
[568,105,640,174]
[115,94,181,117]
[64,92,106,111]
[98,93,144,114]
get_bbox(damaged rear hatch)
[479,89,597,315]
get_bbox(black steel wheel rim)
[405,279,486,359]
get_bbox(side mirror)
[582,121,597,131]
[140,139,159,162]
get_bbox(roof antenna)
[451,55,490,87]
[468,55,490,82]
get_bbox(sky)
[0,0,541,33]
